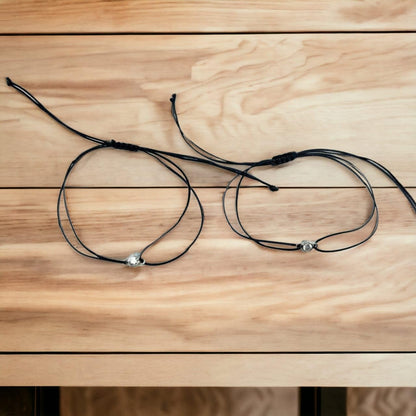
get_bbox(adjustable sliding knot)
[271,151,298,166]
[107,139,141,152]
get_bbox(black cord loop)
[170,94,415,253]
[57,143,204,266]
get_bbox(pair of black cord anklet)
[6,77,416,266]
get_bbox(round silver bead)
[125,252,145,267]
[300,240,316,253]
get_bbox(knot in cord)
[271,151,298,166]
[107,139,141,152]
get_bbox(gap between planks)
[1,31,416,36]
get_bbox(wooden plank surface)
[60,387,298,416]
[1,34,415,187]
[0,1,415,33]
[1,188,415,352]
[1,354,415,386]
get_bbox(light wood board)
[1,354,415,386]
[0,0,415,33]
[1,188,415,352]
[1,34,415,187]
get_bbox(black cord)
[5,78,276,191]
[6,77,206,267]
[170,94,415,253]
[57,143,204,266]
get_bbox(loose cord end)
[170,93,177,103]
[5,77,13,87]
[269,185,279,192]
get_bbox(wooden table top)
[0,0,415,386]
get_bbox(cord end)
[269,185,279,192]
[170,93,177,103]
[5,77,13,86]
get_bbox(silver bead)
[125,252,145,267]
[300,240,316,253]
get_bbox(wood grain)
[1,34,415,187]
[348,388,416,416]
[0,188,415,352]
[0,1,415,33]
[1,354,415,386]
[60,387,298,416]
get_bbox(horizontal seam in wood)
[0,351,415,355]
[1,186,415,190]
[0,31,415,36]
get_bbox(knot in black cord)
[107,139,141,152]
[271,151,298,166]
